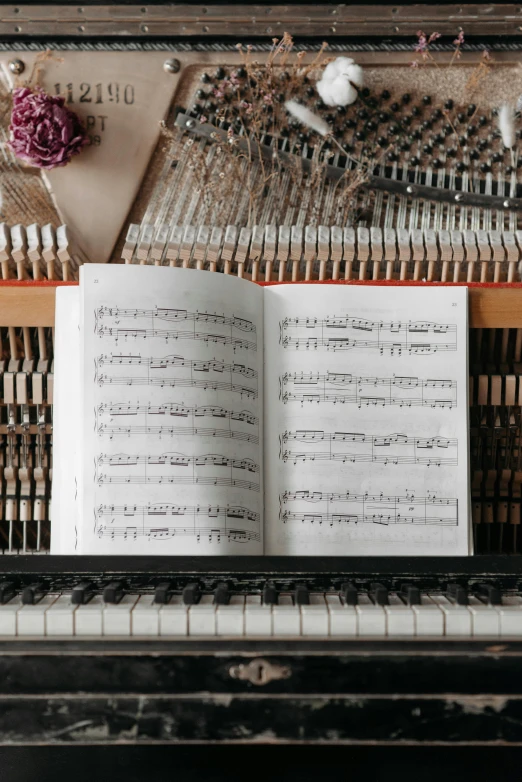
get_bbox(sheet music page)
[80,265,264,554]
[263,284,469,555]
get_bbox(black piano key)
[213,582,230,605]
[294,584,310,605]
[447,583,468,606]
[71,581,94,605]
[182,582,201,605]
[262,582,278,605]
[400,584,421,606]
[370,583,389,606]
[340,582,358,605]
[0,581,15,605]
[476,583,502,605]
[103,580,124,604]
[21,583,46,605]
[154,582,173,605]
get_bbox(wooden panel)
[0,286,57,327]
[1,284,522,329]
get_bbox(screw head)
[185,118,196,129]
[504,199,511,208]
[8,58,24,75]
[455,194,463,202]
[406,185,414,194]
[164,58,181,74]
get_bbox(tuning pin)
[445,99,454,110]
[422,95,432,105]
[381,90,391,100]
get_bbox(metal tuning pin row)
[122,222,522,283]
[0,224,83,281]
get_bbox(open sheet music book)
[52,265,470,556]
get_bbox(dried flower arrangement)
[163,33,376,227]
[7,53,88,170]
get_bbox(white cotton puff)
[499,104,516,150]
[285,100,330,136]
[316,57,363,107]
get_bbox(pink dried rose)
[9,87,88,170]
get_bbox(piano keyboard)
[2,581,522,639]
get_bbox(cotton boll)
[316,56,363,107]
[317,75,358,107]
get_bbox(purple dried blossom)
[414,31,428,53]
[453,29,465,46]
[410,60,420,68]
[9,86,88,170]
[428,32,441,43]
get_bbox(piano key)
[159,595,188,636]
[340,582,358,606]
[401,584,421,606]
[272,594,300,636]
[216,595,245,636]
[326,593,357,636]
[18,594,59,636]
[154,582,173,605]
[182,582,201,605]
[103,580,124,604]
[412,596,444,637]
[370,583,389,606]
[467,596,500,637]
[102,594,139,636]
[356,594,386,636]
[244,595,272,636]
[132,596,161,636]
[301,594,329,637]
[213,582,230,606]
[429,594,472,636]
[0,581,16,605]
[294,584,310,605]
[447,583,469,605]
[75,595,104,636]
[476,583,502,605]
[188,595,216,636]
[498,596,522,637]
[0,597,22,636]
[262,582,278,605]
[71,581,95,605]
[46,594,77,636]
[21,583,46,605]
[385,594,416,636]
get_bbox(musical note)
[279,430,458,466]
[280,490,458,527]
[279,371,457,408]
[96,306,256,333]
[279,316,457,355]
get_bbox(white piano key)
[499,596,522,637]
[18,595,59,636]
[216,595,245,636]
[301,594,329,637]
[385,595,415,637]
[0,598,22,636]
[244,602,272,636]
[132,596,161,636]
[412,597,444,637]
[468,596,500,637]
[356,595,386,637]
[429,595,472,636]
[188,595,216,636]
[272,594,300,636]
[326,594,357,637]
[46,594,77,636]
[102,595,139,637]
[159,596,188,636]
[75,596,104,636]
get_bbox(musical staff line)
[96,451,260,492]
[280,371,457,408]
[279,430,458,466]
[94,502,261,543]
[280,490,458,527]
[96,306,256,333]
[96,326,256,352]
[96,354,257,379]
[96,375,257,398]
[280,316,457,355]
